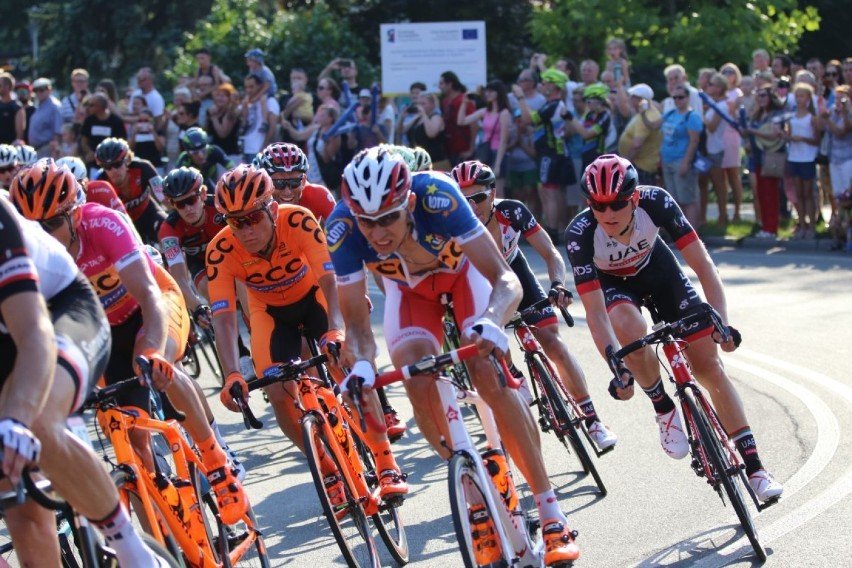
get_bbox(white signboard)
[380,21,486,96]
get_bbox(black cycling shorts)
[510,251,557,327]
[538,154,576,188]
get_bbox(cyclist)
[563,154,783,502]
[94,137,166,244]
[10,159,248,524]
[0,144,20,190]
[175,126,234,190]
[158,166,255,379]
[451,160,618,451]
[411,146,433,172]
[57,155,128,215]
[0,197,171,567]
[209,164,408,503]
[15,145,37,168]
[325,146,580,564]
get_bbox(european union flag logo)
[462,29,477,40]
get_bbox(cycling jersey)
[175,145,234,189]
[86,180,128,215]
[158,196,224,274]
[298,183,336,224]
[325,171,484,289]
[530,99,569,158]
[490,198,541,264]
[206,204,333,315]
[95,158,160,221]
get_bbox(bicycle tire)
[189,462,270,568]
[181,341,202,379]
[353,433,409,566]
[448,452,510,568]
[112,470,186,568]
[531,354,607,496]
[684,392,766,562]
[196,325,225,385]
[140,533,184,568]
[302,415,381,568]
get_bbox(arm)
[322,134,341,162]
[493,110,511,177]
[317,273,345,332]
[640,106,663,130]
[166,258,205,313]
[705,109,723,133]
[338,277,378,369]
[460,232,522,329]
[281,121,318,142]
[422,111,444,138]
[579,288,622,359]
[14,107,25,142]
[679,129,700,176]
[118,260,168,354]
[624,130,647,162]
[526,229,567,286]
[212,310,241,377]
[262,107,279,148]
[679,239,730,327]
[318,59,341,81]
[569,117,601,140]
[511,85,532,127]
[458,102,486,127]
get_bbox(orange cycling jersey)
[206,205,334,315]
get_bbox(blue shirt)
[28,96,63,148]
[325,171,484,288]
[661,109,703,164]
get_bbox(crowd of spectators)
[1,43,850,247]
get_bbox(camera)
[406,105,419,114]
[340,59,353,69]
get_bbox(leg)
[710,166,728,226]
[726,167,744,223]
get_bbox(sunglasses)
[33,87,47,93]
[0,165,17,174]
[172,192,201,209]
[355,202,408,229]
[189,147,207,154]
[588,199,631,213]
[466,191,491,205]
[672,95,688,100]
[39,215,66,233]
[224,208,267,230]
[101,161,126,171]
[272,177,303,190]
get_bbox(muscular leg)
[608,303,661,389]
[532,324,589,398]
[685,335,748,432]
[265,381,304,450]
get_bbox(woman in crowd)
[786,82,822,239]
[745,84,787,238]
[661,84,703,227]
[720,63,745,223]
[316,78,341,112]
[458,79,512,197]
[206,82,242,163]
[405,92,450,171]
[281,104,345,192]
[703,72,731,226]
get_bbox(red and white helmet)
[580,154,639,203]
[341,146,411,216]
[260,142,309,174]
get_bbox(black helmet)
[163,167,204,199]
[181,127,209,151]
[95,137,130,166]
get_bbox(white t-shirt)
[704,106,729,154]
[242,97,281,155]
[131,88,165,118]
[379,104,396,145]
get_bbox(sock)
[534,489,565,523]
[643,377,675,415]
[209,418,228,450]
[371,440,398,472]
[731,427,763,475]
[92,503,160,566]
[577,396,599,427]
[197,432,228,471]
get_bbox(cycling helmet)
[260,142,309,174]
[341,146,411,216]
[95,137,130,166]
[412,147,432,172]
[16,145,38,167]
[388,145,417,172]
[214,164,273,215]
[580,154,639,203]
[163,167,204,199]
[540,68,568,86]
[250,152,264,168]
[582,83,610,101]
[450,160,496,189]
[0,144,18,168]
[56,156,88,182]
[10,158,84,220]
[181,127,209,151]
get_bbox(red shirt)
[441,92,475,157]
[158,197,224,267]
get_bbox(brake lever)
[230,382,263,430]
[548,287,575,327]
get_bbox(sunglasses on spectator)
[672,95,688,100]
[466,191,491,205]
[272,177,303,190]
[0,165,16,174]
[39,215,66,233]
[355,202,407,229]
[224,208,267,230]
[33,87,47,93]
[172,192,201,209]
[588,199,631,212]
[101,161,126,171]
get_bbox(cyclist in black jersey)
[175,126,235,190]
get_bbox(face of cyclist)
[0,164,18,188]
[589,197,635,238]
[103,159,129,187]
[170,187,206,225]
[188,147,207,167]
[460,183,494,224]
[228,202,277,255]
[270,171,305,205]
[355,195,414,256]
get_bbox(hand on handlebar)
[319,329,345,362]
[221,371,249,412]
[0,418,41,484]
[192,304,212,329]
[465,317,510,357]
[340,360,375,394]
[715,325,742,353]
[548,281,574,309]
[137,349,175,391]
[605,345,635,401]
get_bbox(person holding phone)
[318,57,361,107]
[60,68,90,124]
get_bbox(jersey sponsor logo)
[83,214,128,237]
[211,299,230,312]
[424,233,446,250]
[607,239,651,263]
[325,218,353,253]
[205,237,234,281]
[0,257,36,286]
[285,208,325,245]
[245,264,308,292]
[572,264,593,277]
[323,262,334,272]
[567,216,592,236]
[244,258,305,288]
[422,184,458,217]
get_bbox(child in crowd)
[786,82,822,239]
[604,37,631,87]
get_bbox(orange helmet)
[214,164,274,215]
[10,158,84,220]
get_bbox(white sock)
[209,418,229,450]
[92,504,165,567]
[534,490,565,524]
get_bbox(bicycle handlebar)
[614,303,729,360]
[509,294,575,330]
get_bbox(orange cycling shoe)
[384,407,407,442]
[378,468,408,501]
[324,474,348,520]
[469,504,502,565]
[542,519,580,566]
[208,464,249,525]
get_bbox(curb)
[702,235,842,252]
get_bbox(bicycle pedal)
[758,495,781,511]
[388,433,404,443]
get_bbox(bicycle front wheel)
[302,414,380,568]
[448,452,510,568]
[684,392,766,562]
[531,354,607,496]
[196,325,225,385]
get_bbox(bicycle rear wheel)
[196,325,225,385]
[140,533,184,568]
[531,354,607,496]
[353,433,409,566]
[302,415,380,568]
[684,392,766,562]
[448,452,510,568]
[181,340,202,379]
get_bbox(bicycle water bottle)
[174,477,207,545]
[154,473,187,524]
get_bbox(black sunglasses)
[101,161,126,171]
[172,192,201,209]
[272,177,303,190]
[466,191,491,205]
[39,215,67,233]
[589,199,631,213]
[672,95,688,100]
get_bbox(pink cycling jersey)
[74,202,156,325]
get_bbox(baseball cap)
[358,88,372,98]
[32,77,52,89]
[14,81,31,93]
[627,83,654,100]
[244,48,265,62]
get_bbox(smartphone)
[613,66,622,83]
[406,105,419,114]
[340,59,353,68]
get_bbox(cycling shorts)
[383,260,491,356]
[538,154,576,188]
[248,285,330,378]
[0,272,110,414]
[597,243,713,341]
[510,251,557,327]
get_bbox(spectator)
[745,84,786,238]
[280,67,314,131]
[772,54,793,79]
[176,101,202,149]
[79,92,127,172]
[806,58,825,96]
[603,70,631,147]
[721,62,745,223]
[131,67,166,128]
[206,82,241,163]
[842,57,852,90]
[618,83,662,185]
[315,77,341,112]
[60,68,90,124]
[128,107,165,173]
[662,64,704,118]
[697,68,717,92]
[567,83,613,170]
[579,59,600,87]
[459,79,512,197]
[396,81,427,147]
[281,104,344,193]
[604,37,631,87]
[244,48,278,98]
[240,74,279,163]
[194,75,216,129]
[787,82,822,239]
[703,72,732,226]
[165,86,193,169]
[823,85,852,219]
[28,78,63,159]
[14,82,35,142]
[0,72,25,145]
[94,78,121,116]
[192,47,231,88]
[318,57,360,106]
[661,84,703,227]
[59,122,80,158]
[405,92,449,171]
[752,48,771,76]
[507,69,545,210]
[175,126,234,188]
[439,70,476,165]
[353,89,387,150]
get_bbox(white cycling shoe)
[588,421,618,451]
[655,408,689,459]
[748,469,784,502]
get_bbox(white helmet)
[56,156,88,182]
[0,144,18,169]
[341,146,411,216]
[16,145,38,167]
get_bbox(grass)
[697,216,832,241]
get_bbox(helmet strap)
[618,205,637,237]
